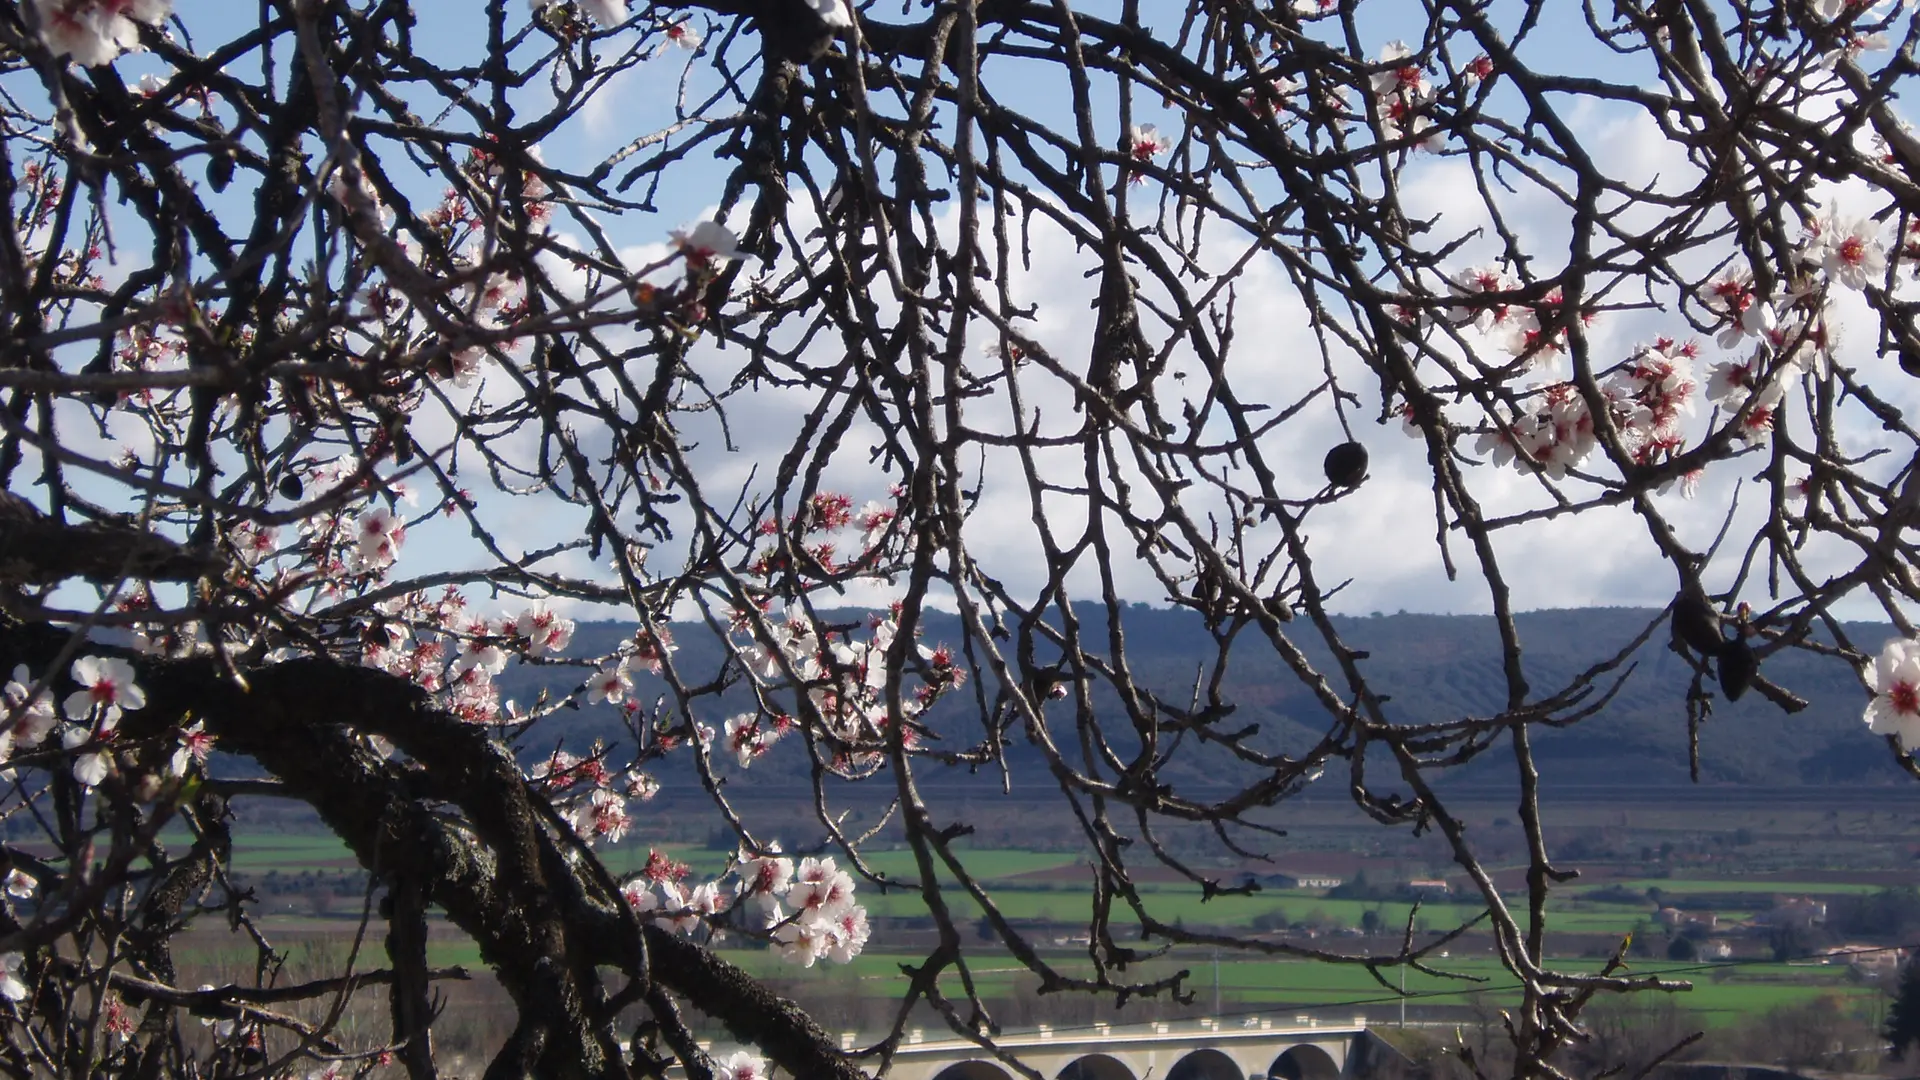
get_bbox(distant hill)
[492,606,1906,793]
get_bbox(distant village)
[1236,863,1908,977]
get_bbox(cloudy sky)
[396,3,1920,624]
[44,1,1920,629]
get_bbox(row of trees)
[4,0,1920,1077]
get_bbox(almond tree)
[2,1,1920,1078]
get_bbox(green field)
[856,849,1083,880]
[855,885,1500,934]
[219,836,1076,881]
[221,833,358,873]
[643,948,1879,1027]
[207,839,1874,949]
[1606,878,1892,896]
[176,836,1904,1028]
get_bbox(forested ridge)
[508,606,1898,793]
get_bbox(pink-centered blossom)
[515,603,576,657]
[588,660,632,705]
[1379,98,1442,151]
[662,881,723,935]
[1371,41,1430,100]
[1473,416,1532,468]
[446,650,501,702]
[31,0,170,66]
[1706,357,1756,406]
[738,848,794,902]
[857,500,895,549]
[3,666,58,752]
[1126,123,1172,162]
[770,916,829,967]
[1822,214,1887,290]
[64,656,143,726]
[1819,30,1889,71]
[724,712,771,768]
[623,878,659,914]
[1617,342,1698,437]
[671,221,744,268]
[1446,266,1512,331]
[229,521,278,566]
[716,1051,768,1080]
[1720,298,1777,351]
[823,905,870,963]
[626,770,660,800]
[1397,400,1439,438]
[1731,380,1785,443]
[633,627,676,674]
[169,720,214,777]
[663,20,700,48]
[1704,270,1777,349]
[790,856,854,917]
[1865,637,1920,747]
[576,789,631,845]
[4,871,34,900]
[354,506,406,570]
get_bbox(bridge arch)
[1166,1049,1243,1080]
[1057,1054,1138,1080]
[1269,1044,1341,1080]
[931,1064,1015,1080]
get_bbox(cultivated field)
[142,788,1917,1067]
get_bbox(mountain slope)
[493,606,1902,792]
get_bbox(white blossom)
[3,666,58,751]
[587,660,632,705]
[353,506,406,570]
[64,656,143,727]
[229,521,278,566]
[770,917,828,966]
[63,725,112,788]
[1716,296,1777,350]
[1446,266,1512,331]
[1866,638,1920,747]
[716,1051,768,1080]
[822,905,870,963]
[724,713,773,768]
[1731,380,1785,443]
[1822,214,1888,290]
[1706,356,1757,406]
[578,0,628,26]
[170,720,214,778]
[516,603,576,657]
[1126,123,1172,161]
[0,953,26,1002]
[789,856,854,917]
[1372,41,1430,100]
[808,0,852,29]
[670,221,744,266]
[31,0,170,67]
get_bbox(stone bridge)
[861,1015,1377,1080]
